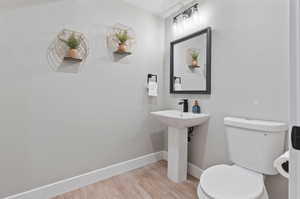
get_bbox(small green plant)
[60,33,80,49]
[115,30,129,44]
[191,51,199,61]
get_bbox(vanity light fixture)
[173,3,199,24]
[172,3,200,36]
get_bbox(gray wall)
[0,0,165,197]
[163,0,289,199]
[0,0,290,198]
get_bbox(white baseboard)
[162,151,204,179]
[5,151,203,199]
[188,162,203,179]
[4,151,164,199]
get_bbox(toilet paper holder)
[282,161,289,173]
[147,74,157,83]
[274,151,290,178]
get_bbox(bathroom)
[0,0,299,199]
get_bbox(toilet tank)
[224,117,288,175]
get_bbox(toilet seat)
[199,164,265,199]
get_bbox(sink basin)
[151,110,209,128]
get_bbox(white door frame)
[289,0,300,198]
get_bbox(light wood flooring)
[52,160,199,199]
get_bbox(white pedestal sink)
[151,110,209,183]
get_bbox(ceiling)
[121,0,195,17]
[0,0,194,16]
[0,0,62,10]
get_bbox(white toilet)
[197,117,288,199]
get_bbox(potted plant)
[191,51,199,67]
[115,30,130,53]
[60,33,81,59]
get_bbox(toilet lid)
[200,165,264,199]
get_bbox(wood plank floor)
[52,160,199,199]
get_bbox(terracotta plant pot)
[67,48,78,58]
[192,60,198,67]
[118,43,127,53]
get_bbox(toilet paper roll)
[274,151,289,179]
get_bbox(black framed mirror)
[170,27,212,94]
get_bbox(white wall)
[164,0,289,199]
[0,0,165,197]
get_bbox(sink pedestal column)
[167,127,188,182]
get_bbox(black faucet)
[178,99,189,112]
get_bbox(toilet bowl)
[197,165,269,199]
[196,117,288,199]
